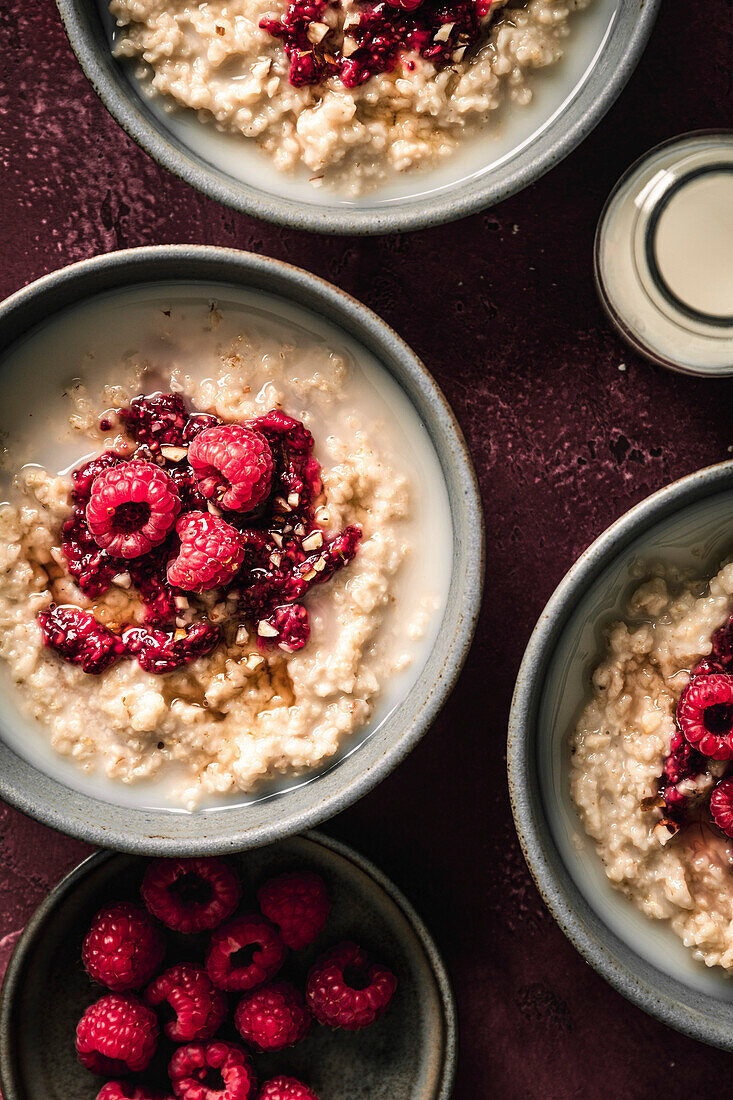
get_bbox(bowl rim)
[0,243,485,854]
[0,829,458,1099]
[54,0,661,235]
[507,458,733,1049]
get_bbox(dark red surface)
[1,0,732,1096]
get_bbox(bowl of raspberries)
[0,833,455,1098]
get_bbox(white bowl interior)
[539,487,733,997]
[97,0,621,210]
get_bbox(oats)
[251,58,272,79]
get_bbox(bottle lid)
[595,131,733,377]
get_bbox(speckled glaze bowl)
[54,0,660,235]
[0,831,456,1098]
[508,460,733,1049]
[0,245,484,855]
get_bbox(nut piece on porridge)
[570,561,733,971]
[108,0,592,192]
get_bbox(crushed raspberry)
[260,0,490,88]
[695,614,733,676]
[234,982,311,1051]
[86,461,180,559]
[97,1085,174,1100]
[122,621,221,674]
[257,872,329,950]
[677,673,733,759]
[76,993,158,1075]
[146,963,226,1042]
[169,1040,257,1100]
[257,1079,320,1100]
[39,605,124,674]
[142,858,241,933]
[83,902,166,992]
[206,915,287,992]
[167,512,246,592]
[711,778,733,838]
[658,729,706,816]
[257,604,310,653]
[306,942,397,1030]
[188,425,274,513]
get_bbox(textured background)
[1,0,733,1095]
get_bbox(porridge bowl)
[508,460,733,1050]
[0,245,483,853]
[54,0,660,233]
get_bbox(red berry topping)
[257,605,310,653]
[83,902,165,992]
[206,914,286,992]
[306,942,397,1030]
[257,1079,320,1100]
[142,858,241,933]
[167,512,246,592]
[169,1040,257,1100]
[123,620,221,675]
[257,872,329,950]
[146,963,227,1042]
[188,425,274,513]
[234,982,310,1051]
[677,673,733,759]
[38,605,124,674]
[97,1084,173,1100]
[86,461,180,559]
[76,993,158,1075]
[711,778,733,838]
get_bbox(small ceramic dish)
[54,0,660,234]
[0,831,456,1098]
[508,460,733,1049]
[0,245,484,854]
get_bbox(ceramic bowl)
[0,244,484,854]
[55,0,660,234]
[0,831,456,1098]
[508,460,733,1049]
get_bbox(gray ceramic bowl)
[508,460,733,1049]
[0,244,483,854]
[55,0,660,235]
[0,831,456,1098]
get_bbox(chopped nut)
[653,819,680,846]
[640,794,665,812]
[303,570,317,582]
[342,35,358,56]
[174,595,190,610]
[452,45,466,61]
[215,24,225,34]
[294,523,306,536]
[434,21,455,40]
[274,496,291,512]
[207,502,223,518]
[302,531,323,552]
[257,621,279,638]
[174,628,187,641]
[160,445,188,462]
[246,653,265,670]
[307,20,330,43]
[271,531,283,548]
[343,12,360,28]
[251,58,272,79]
[287,492,300,507]
[313,558,326,572]
[269,552,282,569]
[112,571,132,589]
[235,625,249,646]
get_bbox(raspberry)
[97,1084,173,1100]
[38,605,124,674]
[83,902,166,992]
[234,982,310,1051]
[86,461,180,559]
[257,605,310,653]
[76,993,158,1075]
[123,621,221,675]
[257,873,329,950]
[711,778,733,838]
[146,963,226,1042]
[677,673,733,759]
[306,942,397,1030]
[167,512,246,592]
[206,914,286,991]
[169,1040,257,1100]
[257,1079,320,1100]
[141,858,241,933]
[188,425,273,513]
[120,393,189,447]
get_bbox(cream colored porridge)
[570,561,733,970]
[109,0,591,192]
[0,298,448,809]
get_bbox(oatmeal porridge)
[0,287,451,809]
[570,560,733,970]
[108,0,592,192]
